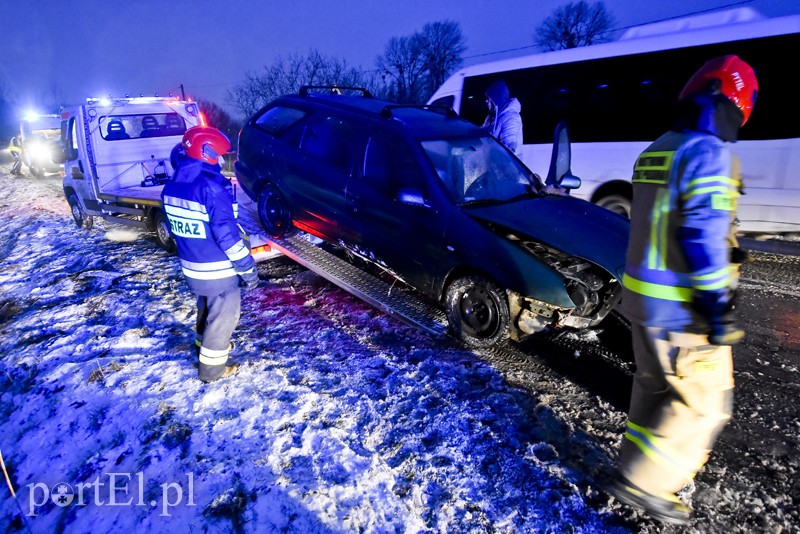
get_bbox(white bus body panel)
[429,10,800,233]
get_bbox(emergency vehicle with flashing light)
[17,113,64,178]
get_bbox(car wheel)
[596,194,631,218]
[445,275,510,348]
[258,184,297,238]
[67,193,93,229]
[153,210,176,253]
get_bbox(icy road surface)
[0,168,797,533]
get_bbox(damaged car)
[235,86,629,347]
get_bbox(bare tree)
[534,1,615,51]
[376,21,467,104]
[420,21,467,98]
[226,49,373,119]
[376,34,429,104]
[197,99,242,148]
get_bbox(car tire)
[445,275,510,348]
[153,209,176,253]
[67,193,93,229]
[258,183,297,238]
[596,194,631,218]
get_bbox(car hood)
[466,194,629,278]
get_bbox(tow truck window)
[99,113,186,141]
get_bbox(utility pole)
[180,84,186,100]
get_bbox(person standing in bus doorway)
[482,80,523,157]
[610,55,758,525]
[161,126,259,383]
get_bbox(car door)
[287,114,365,240]
[346,130,449,295]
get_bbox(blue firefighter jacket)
[161,158,255,296]
[621,129,739,331]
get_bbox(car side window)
[301,116,362,174]
[363,133,425,197]
[254,106,306,146]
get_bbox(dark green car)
[235,87,629,347]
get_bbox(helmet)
[182,126,231,164]
[679,55,758,125]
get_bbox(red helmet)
[182,126,231,164]
[679,55,758,125]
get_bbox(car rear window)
[255,106,306,135]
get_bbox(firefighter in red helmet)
[610,55,758,525]
[161,126,258,382]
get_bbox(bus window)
[430,10,800,233]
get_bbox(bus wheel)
[153,210,176,253]
[596,194,632,218]
[67,193,93,229]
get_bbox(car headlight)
[27,142,52,161]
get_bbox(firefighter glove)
[693,289,744,346]
[708,323,745,346]
[731,247,750,265]
[240,270,259,291]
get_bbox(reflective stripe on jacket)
[621,130,739,330]
[161,158,254,295]
[8,137,22,155]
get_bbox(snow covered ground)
[0,169,797,533]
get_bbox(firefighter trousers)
[195,287,241,382]
[618,323,734,497]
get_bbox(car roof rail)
[380,104,459,119]
[299,85,373,97]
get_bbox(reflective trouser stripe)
[199,346,229,366]
[195,289,240,370]
[619,324,734,496]
[624,421,694,477]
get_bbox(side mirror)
[544,120,580,192]
[558,174,581,190]
[52,147,67,164]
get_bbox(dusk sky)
[3,0,798,118]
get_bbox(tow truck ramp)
[262,235,449,338]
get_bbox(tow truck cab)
[61,97,202,250]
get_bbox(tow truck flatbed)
[98,186,164,206]
[263,235,449,338]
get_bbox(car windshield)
[421,136,540,205]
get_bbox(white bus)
[428,8,800,234]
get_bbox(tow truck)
[60,96,203,251]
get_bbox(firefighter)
[161,126,258,383]
[610,55,758,525]
[9,136,22,175]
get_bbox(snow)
[0,168,797,533]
